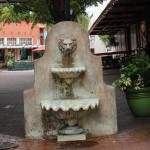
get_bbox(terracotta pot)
[7,66,13,71]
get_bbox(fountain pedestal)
[41,98,99,141]
[57,132,86,142]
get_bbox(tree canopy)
[0,0,105,26]
[99,35,119,47]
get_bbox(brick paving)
[0,69,150,150]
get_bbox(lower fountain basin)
[41,98,99,127]
[41,98,99,112]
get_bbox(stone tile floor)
[0,69,150,150]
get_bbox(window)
[7,38,16,45]
[139,21,146,48]
[0,38,4,45]
[131,25,137,50]
[19,38,32,45]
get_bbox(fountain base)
[57,133,86,142]
[59,126,83,135]
[58,126,86,142]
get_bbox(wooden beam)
[116,1,150,8]
[94,51,127,56]
[95,24,127,29]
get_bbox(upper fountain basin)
[51,67,86,79]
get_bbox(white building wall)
[94,36,106,54]
[87,1,110,54]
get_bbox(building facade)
[0,22,45,64]
[89,0,150,55]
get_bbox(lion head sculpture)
[58,35,77,54]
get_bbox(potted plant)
[113,52,150,117]
[6,51,14,71]
[7,59,14,71]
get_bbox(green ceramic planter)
[126,87,150,117]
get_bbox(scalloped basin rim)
[51,67,86,79]
[41,98,99,111]
[51,67,86,73]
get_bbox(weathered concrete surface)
[24,21,117,139]
[79,84,117,137]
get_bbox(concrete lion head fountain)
[24,21,117,142]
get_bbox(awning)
[32,45,45,52]
[0,45,38,49]
[21,47,26,59]
[89,0,150,35]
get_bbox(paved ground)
[0,69,150,150]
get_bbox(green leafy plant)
[6,51,14,59]
[6,51,14,68]
[0,0,104,25]
[7,59,14,67]
[99,35,119,47]
[113,52,150,91]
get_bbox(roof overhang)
[89,0,150,35]
[0,45,38,49]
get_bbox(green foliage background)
[0,0,105,29]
